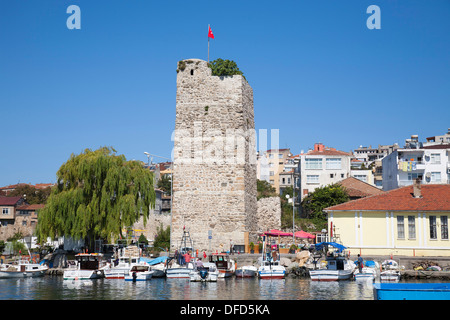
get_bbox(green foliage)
[157,175,172,196]
[138,234,148,245]
[301,184,349,227]
[257,179,276,200]
[153,223,170,252]
[36,147,155,246]
[208,58,246,80]
[8,184,51,204]
[0,241,5,254]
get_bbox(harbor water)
[0,276,441,300]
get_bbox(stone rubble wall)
[255,197,281,239]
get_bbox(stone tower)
[171,59,257,252]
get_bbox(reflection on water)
[0,276,381,300]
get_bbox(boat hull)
[0,269,47,278]
[258,267,286,279]
[166,267,194,279]
[235,268,257,278]
[63,269,104,280]
[104,268,129,279]
[380,271,401,282]
[373,283,450,300]
[124,272,153,281]
[309,269,353,281]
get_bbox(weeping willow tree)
[36,147,155,249]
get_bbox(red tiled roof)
[337,177,385,198]
[0,196,22,206]
[306,149,352,156]
[325,184,450,212]
[16,204,45,211]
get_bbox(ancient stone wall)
[256,197,281,236]
[172,59,257,252]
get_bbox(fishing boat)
[309,242,355,281]
[104,247,143,279]
[165,229,195,279]
[63,253,106,280]
[235,265,257,278]
[373,283,450,300]
[353,260,380,281]
[257,241,286,279]
[208,253,236,278]
[189,262,219,282]
[380,259,401,282]
[140,256,168,278]
[0,259,48,278]
[124,264,154,281]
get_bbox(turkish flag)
[208,25,214,39]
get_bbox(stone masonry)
[171,59,257,252]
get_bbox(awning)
[294,230,315,239]
[263,229,293,237]
[314,242,347,253]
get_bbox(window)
[408,173,422,181]
[353,175,367,182]
[287,178,291,184]
[306,175,319,184]
[282,178,285,184]
[269,154,274,159]
[430,216,437,239]
[441,216,449,240]
[431,172,441,182]
[190,69,194,76]
[408,216,416,239]
[278,154,283,159]
[430,153,441,164]
[330,174,334,178]
[269,171,274,176]
[2,208,9,215]
[305,158,322,169]
[397,216,405,239]
[326,158,341,169]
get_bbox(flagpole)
[208,24,210,63]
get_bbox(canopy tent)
[294,230,315,239]
[314,242,347,253]
[262,229,293,237]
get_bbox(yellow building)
[324,182,450,257]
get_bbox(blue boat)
[373,283,450,300]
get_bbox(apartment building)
[257,148,292,194]
[299,143,352,199]
[382,135,450,191]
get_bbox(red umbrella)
[294,230,315,239]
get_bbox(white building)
[299,143,352,199]
[382,143,450,191]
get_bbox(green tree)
[153,223,170,252]
[208,58,246,79]
[8,184,51,204]
[257,179,276,200]
[157,175,172,195]
[36,147,155,250]
[301,184,349,230]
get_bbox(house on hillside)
[324,181,450,257]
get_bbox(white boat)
[63,253,106,280]
[380,259,401,282]
[257,241,286,279]
[353,260,380,281]
[258,260,286,279]
[165,229,195,278]
[190,262,219,282]
[0,260,48,278]
[140,256,168,278]
[235,265,257,278]
[208,253,236,278]
[309,242,355,281]
[124,264,154,281]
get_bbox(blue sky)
[0,0,449,186]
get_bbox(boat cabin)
[75,253,105,270]
[209,254,230,271]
